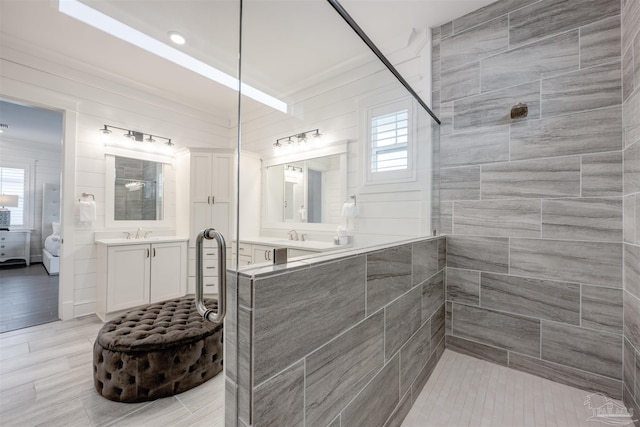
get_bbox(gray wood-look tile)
[383,390,412,427]
[253,360,304,427]
[452,304,541,357]
[440,202,453,234]
[385,286,422,361]
[445,301,452,335]
[582,285,623,334]
[510,106,623,161]
[437,238,446,271]
[341,355,400,427]
[441,61,480,102]
[542,61,622,118]
[305,311,384,427]
[482,30,579,93]
[441,21,453,39]
[399,319,431,396]
[442,16,508,72]
[454,81,540,131]
[637,195,640,243]
[624,195,637,244]
[635,26,640,95]
[410,339,444,405]
[412,239,438,286]
[453,199,541,237]
[623,44,635,103]
[582,151,624,197]
[253,256,366,384]
[481,156,581,199]
[446,268,480,305]
[480,272,581,325]
[238,306,252,424]
[440,166,481,201]
[541,321,622,380]
[445,334,508,366]
[452,0,539,35]
[226,274,238,383]
[367,245,412,314]
[541,197,623,241]
[624,88,640,148]
[625,243,640,299]
[422,270,444,321]
[509,352,623,399]
[441,126,509,168]
[580,16,622,69]
[510,238,623,287]
[327,416,340,427]
[430,305,445,347]
[624,141,640,195]
[636,350,640,402]
[509,0,620,48]
[225,378,237,427]
[446,236,509,273]
[623,337,635,396]
[622,0,640,54]
[440,102,453,136]
[624,290,640,352]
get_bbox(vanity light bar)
[99,124,174,152]
[273,129,322,149]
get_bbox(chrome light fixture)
[273,129,322,152]
[98,124,174,153]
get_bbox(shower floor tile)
[403,349,635,427]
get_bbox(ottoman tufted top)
[97,297,222,352]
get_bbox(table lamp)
[0,194,19,229]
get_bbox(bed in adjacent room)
[42,183,60,275]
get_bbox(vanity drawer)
[188,248,219,261]
[0,247,26,258]
[232,241,252,255]
[0,233,26,243]
[187,276,218,295]
[188,258,219,276]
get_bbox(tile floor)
[0,263,59,333]
[0,316,634,427]
[403,349,636,427]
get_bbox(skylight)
[58,0,288,113]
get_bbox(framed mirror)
[104,150,173,228]
[262,142,347,231]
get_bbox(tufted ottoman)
[93,297,223,402]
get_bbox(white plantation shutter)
[0,167,25,226]
[366,98,415,183]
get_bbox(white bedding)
[44,234,61,257]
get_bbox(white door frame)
[2,79,78,320]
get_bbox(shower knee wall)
[226,237,447,427]
[432,0,639,421]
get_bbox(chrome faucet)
[288,230,299,241]
[135,227,144,239]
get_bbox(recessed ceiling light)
[168,31,186,45]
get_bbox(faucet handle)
[144,231,152,238]
[301,234,307,241]
[123,232,132,239]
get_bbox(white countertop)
[238,236,343,252]
[95,236,189,246]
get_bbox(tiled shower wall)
[432,0,631,400]
[622,0,640,422]
[226,237,446,427]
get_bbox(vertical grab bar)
[195,228,227,323]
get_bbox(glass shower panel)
[237,0,439,259]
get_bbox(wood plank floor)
[0,263,58,333]
[403,349,635,427]
[0,316,224,426]
[1,317,633,427]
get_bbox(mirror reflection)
[113,156,164,221]
[264,154,342,226]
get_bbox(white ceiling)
[0,0,496,146]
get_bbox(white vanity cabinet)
[186,150,233,295]
[96,239,188,321]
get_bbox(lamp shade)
[0,194,19,207]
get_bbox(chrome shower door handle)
[195,228,227,324]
